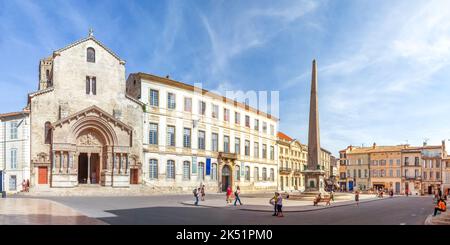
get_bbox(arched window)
[198,162,205,180]
[149,159,158,179]
[183,161,190,180]
[167,160,175,179]
[245,166,250,181]
[262,167,267,181]
[254,167,259,181]
[87,47,95,63]
[235,165,240,181]
[44,122,52,144]
[211,163,217,181]
[270,168,274,181]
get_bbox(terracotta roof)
[277,131,293,141]
[132,72,279,121]
[342,144,442,154]
[0,111,29,119]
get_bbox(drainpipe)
[2,121,6,193]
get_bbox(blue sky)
[1,0,450,155]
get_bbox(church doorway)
[78,153,100,184]
[222,165,231,192]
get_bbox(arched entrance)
[75,129,107,185]
[222,165,231,192]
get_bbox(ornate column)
[59,151,63,173]
[118,153,122,174]
[67,152,71,174]
[125,154,129,174]
[52,151,56,173]
[87,153,91,184]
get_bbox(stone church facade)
[27,33,143,189]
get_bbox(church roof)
[53,34,125,64]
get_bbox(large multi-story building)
[420,144,444,194]
[276,131,332,192]
[339,142,446,194]
[277,132,307,191]
[0,111,30,193]
[126,73,279,193]
[369,144,403,193]
[401,147,423,195]
[442,155,450,195]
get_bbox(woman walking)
[276,193,284,217]
[201,185,206,201]
[226,186,232,204]
[270,192,278,216]
[234,186,242,206]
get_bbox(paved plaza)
[0,193,438,225]
[0,198,106,225]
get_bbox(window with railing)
[198,130,205,150]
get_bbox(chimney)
[349,145,353,151]
[166,75,170,79]
[373,142,376,149]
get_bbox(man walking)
[193,188,200,206]
[234,186,243,206]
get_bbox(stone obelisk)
[304,59,325,193]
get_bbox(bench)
[313,197,331,206]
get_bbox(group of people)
[193,185,244,206]
[226,186,243,206]
[21,179,30,192]
[193,184,206,206]
[269,192,283,217]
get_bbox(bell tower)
[38,56,53,90]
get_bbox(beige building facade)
[339,143,446,195]
[126,73,278,193]
[277,131,332,192]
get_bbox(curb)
[424,214,433,225]
[181,196,399,213]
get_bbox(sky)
[1,0,450,156]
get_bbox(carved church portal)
[78,153,100,184]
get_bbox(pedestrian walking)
[433,198,447,216]
[438,188,442,199]
[234,186,242,206]
[226,186,232,204]
[276,193,284,217]
[201,185,206,201]
[330,191,334,202]
[26,179,30,192]
[355,190,360,206]
[193,188,200,206]
[21,180,26,192]
[270,192,278,216]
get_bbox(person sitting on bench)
[433,198,447,216]
[313,193,331,206]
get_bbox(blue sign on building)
[206,158,211,175]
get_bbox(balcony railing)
[279,167,292,174]
[294,170,302,176]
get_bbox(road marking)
[411,214,416,217]
[400,223,406,225]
